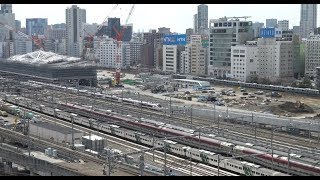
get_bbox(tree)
[248,74,259,83]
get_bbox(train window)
[256,172,260,175]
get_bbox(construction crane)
[0,21,44,50]
[81,4,119,62]
[113,4,135,86]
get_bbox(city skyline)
[12,4,308,33]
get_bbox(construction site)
[97,71,320,120]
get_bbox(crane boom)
[97,4,119,33]
[125,5,135,25]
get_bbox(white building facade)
[95,36,126,69]
[231,41,259,82]
[163,45,178,73]
[305,35,320,77]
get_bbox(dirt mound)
[278,101,314,113]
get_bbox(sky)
[11,4,306,33]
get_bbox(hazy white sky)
[12,4,307,33]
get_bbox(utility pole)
[287,148,290,172]
[71,114,75,149]
[121,89,123,115]
[164,140,168,176]
[139,92,142,120]
[190,106,193,129]
[28,118,30,157]
[169,96,172,117]
[217,154,220,176]
[152,134,155,162]
[139,153,145,176]
[107,149,112,176]
[271,125,274,170]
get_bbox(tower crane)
[113,4,135,86]
[0,21,44,50]
[81,4,119,62]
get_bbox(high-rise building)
[121,24,133,42]
[15,20,21,31]
[108,18,120,40]
[197,4,208,31]
[266,19,278,28]
[278,20,289,31]
[252,22,264,38]
[0,4,12,14]
[305,35,320,77]
[0,4,15,42]
[26,18,48,36]
[66,5,86,57]
[231,41,259,82]
[193,14,198,34]
[300,4,317,39]
[141,30,164,67]
[208,17,254,78]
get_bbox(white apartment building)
[278,20,289,31]
[163,45,178,73]
[231,41,259,82]
[66,5,86,57]
[305,35,320,77]
[190,35,206,75]
[257,38,294,80]
[94,36,125,69]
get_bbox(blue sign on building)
[163,34,187,45]
[260,28,275,38]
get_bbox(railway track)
[10,102,238,176]
[6,88,320,160]
[49,90,320,153]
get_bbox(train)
[193,77,320,95]
[26,80,163,111]
[3,95,320,176]
[1,96,287,176]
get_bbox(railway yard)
[0,72,320,176]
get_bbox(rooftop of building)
[4,50,95,68]
[30,121,81,134]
